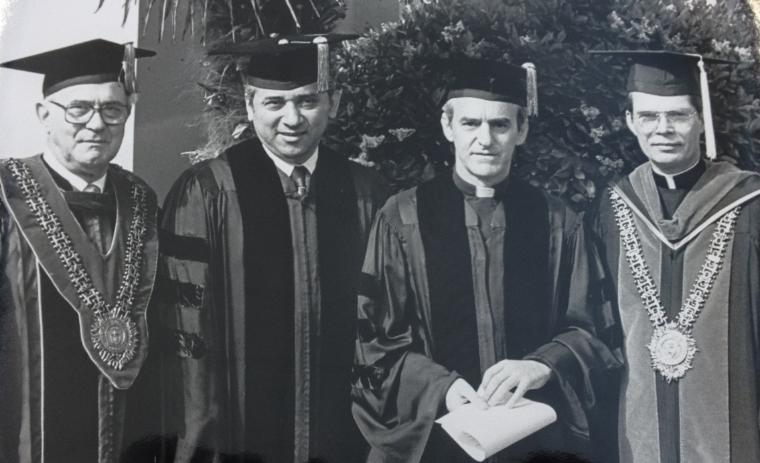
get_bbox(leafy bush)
[328,0,760,206]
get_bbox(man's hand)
[477,360,552,408]
[445,378,489,412]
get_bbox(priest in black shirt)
[351,57,621,463]
[589,50,760,462]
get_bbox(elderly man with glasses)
[0,39,159,463]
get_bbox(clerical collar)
[452,171,509,198]
[43,151,107,192]
[262,143,319,177]
[651,159,705,190]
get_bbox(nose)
[653,114,674,134]
[281,101,303,127]
[475,123,493,147]
[85,108,107,131]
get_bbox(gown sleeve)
[157,165,221,463]
[351,207,459,463]
[524,210,624,439]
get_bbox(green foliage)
[328,0,760,206]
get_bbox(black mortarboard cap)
[209,33,359,92]
[434,57,539,116]
[589,50,733,96]
[590,50,735,159]
[0,39,156,98]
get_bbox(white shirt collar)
[261,143,319,177]
[43,151,107,192]
[475,185,495,198]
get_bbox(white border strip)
[612,186,760,250]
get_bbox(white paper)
[435,398,557,461]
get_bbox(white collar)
[43,151,107,192]
[651,159,700,190]
[261,143,319,177]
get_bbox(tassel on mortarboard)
[314,36,330,93]
[697,56,717,160]
[522,62,538,117]
[121,42,138,96]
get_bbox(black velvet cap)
[433,57,530,105]
[0,39,156,97]
[589,50,733,96]
[209,33,359,91]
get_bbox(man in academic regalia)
[0,40,159,463]
[588,50,760,462]
[351,58,622,463]
[159,34,388,462]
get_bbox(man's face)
[245,83,336,165]
[626,92,703,174]
[37,82,129,179]
[441,97,528,187]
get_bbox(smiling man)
[159,34,387,463]
[351,58,620,463]
[0,40,159,463]
[589,50,760,462]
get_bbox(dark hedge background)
[196,0,760,209]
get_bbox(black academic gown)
[591,160,760,463]
[158,138,387,462]
[352,172,622,463]
[0,155,158,463]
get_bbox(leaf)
[142,0,157,36]
[231,123,250,140]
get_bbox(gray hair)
[442,99,527,129]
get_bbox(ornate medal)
[6,159,148,371]
[91,313,139,369]
[647,323,697,381]
[609,189,740,382]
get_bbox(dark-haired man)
[159,34,387,463]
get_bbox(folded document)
[436,398,557,461]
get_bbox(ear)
[328,90,342,119]
[516,118,529,146]
[244,93,255,122]
[36,101,50,127]
[625,110,637,136]
[440,111,454,142]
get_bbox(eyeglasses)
[634,110,698,132]
[47,100,131,125]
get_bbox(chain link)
[609,189,739,334]
[6,159,148,369]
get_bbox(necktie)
[291,166,309,200]
[79,183,111,254]
[83,183,101,194]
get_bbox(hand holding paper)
[436,397,557,462]
[478,359,552,407]
[446,378,489,412]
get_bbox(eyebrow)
[63,99,126,106]
[262,93,320,102]
[458,116,512,123]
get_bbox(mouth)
[651,142,682,151]
[278,131,307,140]
[80,140,108,144]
